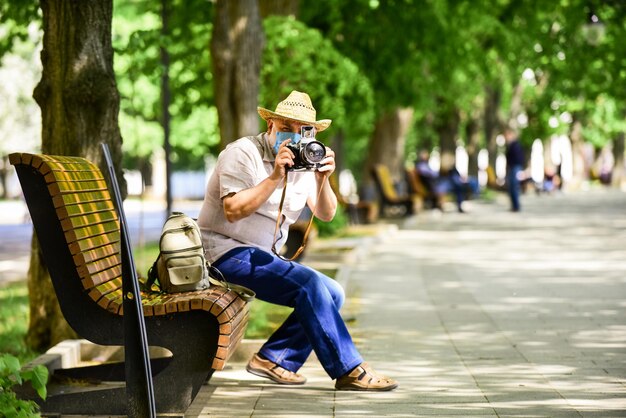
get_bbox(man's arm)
[222,140,294,222]
[308,147,338,222]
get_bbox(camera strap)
[271,172,324,262]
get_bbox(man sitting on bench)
[416,149,471,213]
[197,91,397,391]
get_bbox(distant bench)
[10,152,250,415]
[405,167,440,210]
[371,164,416,217]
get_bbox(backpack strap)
[143,255,163,293]
[208,264,256,302]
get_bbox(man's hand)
[315,146,336,180]
[309,146,337,222]
[270,140,295,181]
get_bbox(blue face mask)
[273,131,301,154]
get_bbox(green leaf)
[29,366,49,400]
[0,354,23,385]
[1,354,21,374]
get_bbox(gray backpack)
[147,212,211,293]
[145,212,256,301]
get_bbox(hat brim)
[258,107,331,132]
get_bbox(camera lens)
[303,141,326,164]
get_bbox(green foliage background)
[1,0,625,175]
[260,16,374,176]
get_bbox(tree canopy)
[1,0,625,184]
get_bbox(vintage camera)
[286,126,326,171]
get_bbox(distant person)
[415,150,470,213]
[504,128,525,212]
[542,165,560,193]
[598,146,614,185]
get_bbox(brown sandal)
[335,362,398,391]
[246,353,307,385]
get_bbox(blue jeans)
[213,246,363,379]
[507,165,523,211]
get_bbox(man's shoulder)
[225,136,257,151]
[220,136,261,159]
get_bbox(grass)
[0,281,38,363]
[134,242,160,279]
[245,302,293,339]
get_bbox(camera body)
[286,126,326,171]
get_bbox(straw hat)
[257,91,332,132]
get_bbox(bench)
[486,165,532,193]
[405,167,440,210]
[486,165,505,191]
[371,164,415,217]
[10,152,250,416]
[329,173,378,224]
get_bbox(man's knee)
[298,271,345,308]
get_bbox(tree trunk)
[465,113,481,177]
[211,0,264,149]
[0,156,8,199]
[29,0,124,351]
[568,118,586,189]
[259,0,299,17]
[484,85,502,168]
[434,102,460,173]
[611,132,625,189]
[364,108,413,190]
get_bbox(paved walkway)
[187,189,626,417]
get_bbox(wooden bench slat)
[188,287,228,311]
[64,220,119,243]
[52,192,111,209]
[61,211,118,233]
[92,279,123,313]
[213,310,249,371]
[210,291,239,317]
[73,242,120,266]
[176,295,194,312]
[68,233,121,256]
[201,288,227,312]
[34,154,88,164]
[77,254,121,282]
[56,200,116,220]
[165,298,179,314]
[90,277,123,296]
[215,298,248,335]
[105,298,123,315]
[142,294,174,317]
[214,346,229,361]
[216,295,246,324]
[48,179,109,196]
[222,314,248,351]
[211,358,226,370]
[217,309,249,347]
[82,264,123,289]
[8,153,26,165]
[215,313,248,360]
[43,159,99,172]
[44,169,104,183]
[219,298,248,329]
[38,161,100,176]
[149,294,178,316]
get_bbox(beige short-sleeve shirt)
[197,133,316,263]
